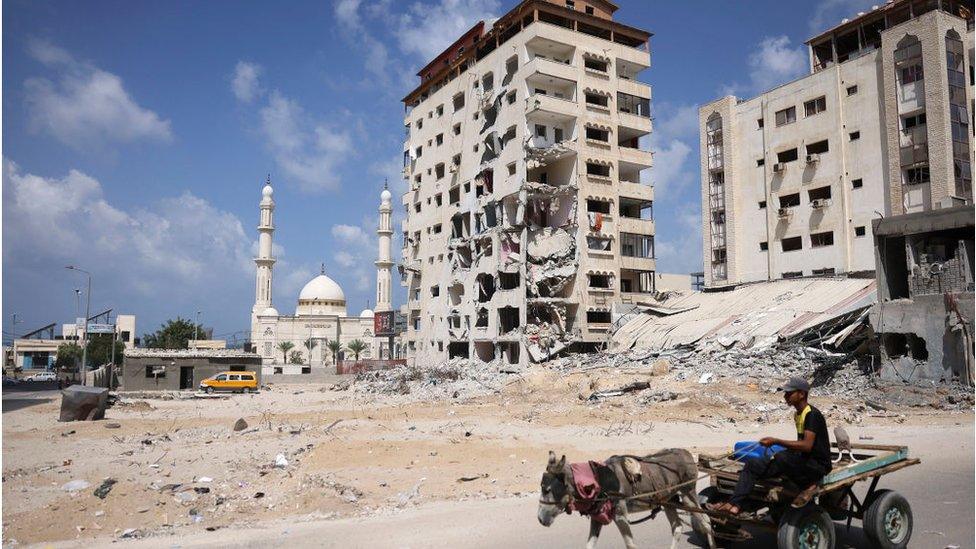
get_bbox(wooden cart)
[686,443,919,549]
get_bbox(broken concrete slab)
[59,385,110,422]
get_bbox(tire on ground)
[863,489,912,549]
[776,506,835,549]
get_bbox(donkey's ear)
[558,454,566,469]
[548,450,557,464]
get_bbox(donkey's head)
[537,450,570,526]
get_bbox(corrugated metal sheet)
[611,278,877,352]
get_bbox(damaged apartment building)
[698,0,973,287]
[399,0,654,365]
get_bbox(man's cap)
[780,376,810,393]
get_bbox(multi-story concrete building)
[399,0,654,365]
[698,0,973,288]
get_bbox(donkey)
[537,449,715,549]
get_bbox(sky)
[1,0,877,343]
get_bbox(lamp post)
[194,311,201,344]
[66,266,91,386]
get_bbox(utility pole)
[66,266,91,386]
[194,311,201,343]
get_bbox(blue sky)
[2,0,875,342]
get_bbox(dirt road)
[3,369,972,548]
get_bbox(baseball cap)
[779,376,810,393]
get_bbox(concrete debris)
[59,385,110,422]
[93,478,117,499]
[353,358,512,400]
[61,480,91,492]
[233,418,248,432]
[588,381,650,401]
[274,454,289,468]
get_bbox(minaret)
[253,176,276,314]
[375,179,393,312]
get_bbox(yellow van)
[200,371,258,394]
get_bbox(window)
[453,123,461,135]
[852,178,863,189]
[758,200,767,209]
[586,311,612,324]
[781,236,802,252]
[584,58,608,73]
[900,63,923,84]
[759,241,768,251]
[481,72,493,91]
[777,148,798,163]
[535,124,547,138]
[905,166,930,184]
[415,146,423,158]
[586,162,611,177]
[585,127,609,142]
[804,96,827,116]
[452,153,461,167]
[506,90,516,104]
[434,193,442,206]
[849,131,860,141]
[586,199,611,214]
[416,119,423,130]
[433,224,442,234]
[588,274,611,289]
[145,365,165,378]
[435,133,444,146]
[782,271,803,279]
[757,118,764,129]
[810,231,834,247]
[757,158,765,167]
[808,186,832,201]
[806,140,829,155]
[585,93,609,108]
[854,226,866,237]
[846,85,858,96]
[505,55,518,77]
[431,286,440,297]
[436,104,444,117]
[779,193,800,208]
[585,6,594,14]
[902,112,926,129]
[775,106,796,126]
[565,0,575,8]
[453,92,465,111]
[812,268,836,276]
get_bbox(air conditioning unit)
[777,207,792,218]
[773,163,786,173]
[810,198,829,209]
[806,154,820,164]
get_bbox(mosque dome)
[262,183,273,198]
[296,271,347,316]
[259,306,279,317]
[359,308,374,318]
[380,188,392,203]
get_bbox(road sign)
[86,323,115,334]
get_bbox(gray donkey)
[538,449,715,549]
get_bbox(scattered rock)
[93,478,117,499]
[274,454,289,468]
[62,479,91,492]
[104,422,121,429]
[233,418,248,432]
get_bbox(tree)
[277,341,294,363]
[325,339,344,364]
[142,317,206,349]
[303,338,318,365]
[346,339,368,361]
[288,350,304,364]
[55,343,83,371]
[86,334,124,367]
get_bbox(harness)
[565,461,618,524]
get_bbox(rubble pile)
[353,358,512,400]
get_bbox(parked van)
[199,371,258,394]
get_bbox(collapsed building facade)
[399,0,654,365]
[698,0,974,287]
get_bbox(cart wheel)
[863,490,912,549]
[776,506,835,549]
[694,487,735,548]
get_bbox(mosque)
[248,177,398,371]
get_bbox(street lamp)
[194,311,202,343]
[66,266,91,386]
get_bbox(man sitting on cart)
[711,376,832,515]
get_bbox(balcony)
[524,55,577,84]
[619,180,653,201]
[526,94,577,123]
[618,111,652,134]
[619,146,653,169]
[616,78,651,102]
[618,216,654,235]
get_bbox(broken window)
[448,283,464,306]
[586,162,611,177]
[475,309,489,328]
[586,200,611,214]
[453,123,461,135]
[587,236,612,251]
[881,333,928,360]
[900,63,923,84]
[481,72,494,91]
[585,93,609,108]
[415,145,423,158]
[757,118,764,129]
[505,55,518,79]
[757,158,765,167]
[779,193,800,208]
[448,342,469,359]
[586,310,611,324]
[535,124,547,139]
[588,273,612,289]
[812,267,836,276]
[435,193,443,206]
[498,307,520,334]
[781,236,802,252]
[760,241,768,251]
[585,127,609,142]
[617,92,649,117]
[777,148,798,163]
[758,200,767,209]
[782,271,803,279]
[855,226,866,237]
[453,92,465,111]
[803,96,827,117]
[498,271,520,290]
[904,165,930,185]
[449,186,461,204]
[775,106,796,126]
[435,163,445,179]
[436,133,444,146]
[810,231,834,248]
[503,125,516,147]
[507,162,516,176]
[430,285,440,297]
[847,85,858,95]
[506,90,516,104]
[433,224,442,234]
[808,186,831,201]
[476,273,495,302]
[620,233,653,258]
[806,140,829,155]
[584,57,608,73]
[436,104,444,117]
[852,179,863,189]
[849,131,860,141]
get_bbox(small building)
[121,349,263,392]
[870,204,974,383]
[11,311,138,371]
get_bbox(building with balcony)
[698,0,973,288]
[399,0,654,365]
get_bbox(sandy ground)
[2,370,973,548]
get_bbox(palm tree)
[276,341,294,364]
[303,338,318,365]
[346,339,368,361]
[288,350,304,364]
[325,339,343,364]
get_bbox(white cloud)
[231,61,263,103]
[394,0,500,61]
[746,36,807,93]
[331,223,370,247]
[648,139,692,198]
[259,91,353,192]
[23,40,172,150]
[655,202,703,275]
[335,250,357,268]
[2,159,252,299]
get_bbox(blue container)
[732,440,786,461]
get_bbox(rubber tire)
[863,489,912,549]
[776,506,836,549]
[205,386,214,394]
[694,487,734,548]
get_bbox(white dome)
[259,306,279,316]
[359,308,374,318]
[380,188,392,203]
[262,183,273,197]
[299,274,345,302]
